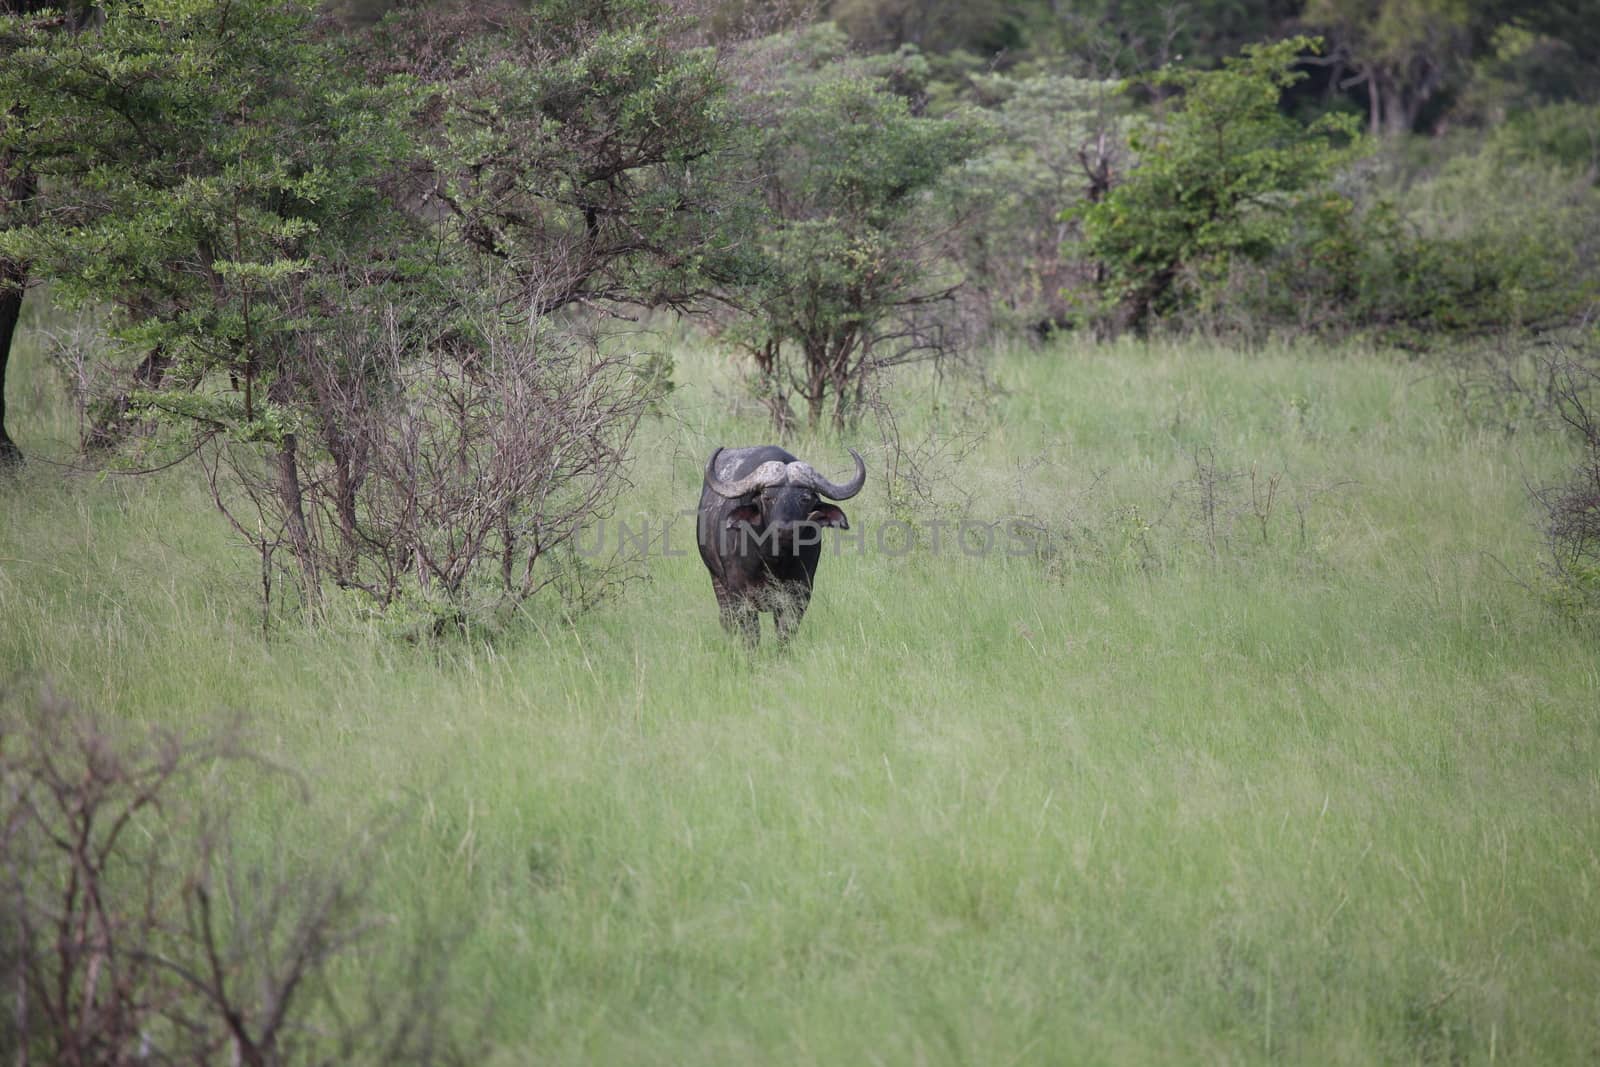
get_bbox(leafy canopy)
[719,28,989,430]
[0,0,416,443]
[1077,36,1360,331]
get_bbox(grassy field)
[3,307,1598,1064]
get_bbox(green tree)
[822,0,1301,69]
[1,0,414,590]
[718,28,989,431]
[1302,0,1489,134]
[827,0,1027,56]
[1077,36,1358,333]
[948,70,1130,335]
[0,0,96,468]
[1493,0,1600,68]
[362,0,734,316]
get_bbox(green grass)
[3,312,1598,1064]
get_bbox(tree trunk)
[2,0,99,468]
[1,160,37,470]
[0,268,23,468]
[752,337,795,436]
[274,434,320,606]
[1365,71,1381,139]
[312,409,363,583]
[803,339,828,433]
[1124,264,1177,338]
[331,445,360,577]
[829,336,859,432]
[1382,72,1414,138]
[1393,80,1427,138]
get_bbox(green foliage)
[824,0,1305,74]
[941,71,1130,334]
[1542,554,1600,623]
[1359,157,1594,333]
[0,0,417,444]
[1533,351,1600,625]
[718,31,989,430]
[1483,0,1600,69]
[0,0,717,611]
[634,348,677,413]
[1487,100,1600,167]
[827,0,1029,57]
[1213,116,1600,342]
[400,0,734,312]
[1078,37,1360,333]
[1303,0,1483,134]
[0,0,736,446]
[1303,0,1600,135]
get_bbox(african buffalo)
[696,445,866,645]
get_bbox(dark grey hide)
[696,445,866,646]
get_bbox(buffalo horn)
[792,449,866,500]
[704,447,790,497]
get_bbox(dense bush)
[1076,37,1359,335]
[942,70,1129,336]
[1192,105,1600,343]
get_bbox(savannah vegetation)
[3,0,1599,1062]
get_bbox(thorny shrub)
[1531,352,1600,621]
[199,286,651,631]
[0,687,473,1066]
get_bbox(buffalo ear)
[809,505,849,529]
[725,503,761,530]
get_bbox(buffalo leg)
[712,576,760,648]
[733,606,759,648]
[772,581,812,644]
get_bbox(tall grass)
[3,312,1597,1063]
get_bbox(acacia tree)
[1078,36,1359,334]
[360,0,736,317]
[717,27,988,432]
